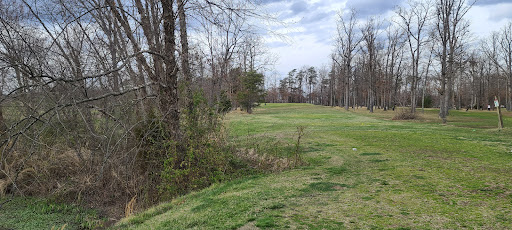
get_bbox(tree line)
[266,0,512,124]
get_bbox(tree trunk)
[411,80,417,113]
[0,105,6,135]
[508,74,512,111]
[344,68,350,111]
[177,0,193,111]
[161,0,181,140]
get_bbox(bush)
[158,92,237,198]
[392,109,419,120]
[423,94,433,108]
[133,112,171,203]
[217,91,232,114]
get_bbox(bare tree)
[435,0,473,123]
[362,18,380,113]
[501,22,512,111]
[421,35,435,112]
[396,0,432,113]
[483,22,512,111]
[334,9,361,110]
[383,24,406,110]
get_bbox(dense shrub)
[423,94,433,108]
[161,93,238,198]
[217,91,232,114]
[392,109,419,120]
[134,92,239,200]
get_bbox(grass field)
[5,104,511,229]
[118,104,512,229]
[115,103,512,229]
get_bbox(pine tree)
[237,71,265,113]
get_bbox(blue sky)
[259,0,512,81]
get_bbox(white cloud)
[260,0,511,80]
[267,34,333,77]
[467,3,512,39]
[345,0,403,18]
[261,0,341,77]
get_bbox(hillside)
[117,104,512,229]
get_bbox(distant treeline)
[266,1,511,123]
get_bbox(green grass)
[0,197,102,229]
[117,103,512,229]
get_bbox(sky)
[258,0,512,82]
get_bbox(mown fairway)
[118,103,512,229]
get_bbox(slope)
[116,103,512,229]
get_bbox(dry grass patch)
[392,109,421,120]
[235,148,295,172]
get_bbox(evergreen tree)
[237,71,266,113]
[307,67,318,103]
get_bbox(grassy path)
[118,103,512,229]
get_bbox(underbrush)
[136,93,245,201]
[0,96,306,229]
[231,126,308,172]
[0,144,141,228]
[392,109,420,120]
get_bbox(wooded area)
[266,0,512,124]
[0,0,270,217]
